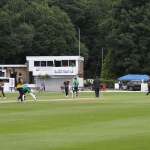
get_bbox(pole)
[78,27,81,56]
[102,48,104,68]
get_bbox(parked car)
[127,81,141,91]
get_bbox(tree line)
[0,0,150,79]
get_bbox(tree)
[106,0,150,78]
[47,0,112,78]
[0,0,88,64]
[101,49,115,79]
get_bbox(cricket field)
[0,92,150,150]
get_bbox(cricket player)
[16,78,24,102]
[21,85,37,101]
[72,77,79,98]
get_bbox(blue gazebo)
[118,74,150,81]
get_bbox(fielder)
[21,85,37,101]
[72,77,79,98]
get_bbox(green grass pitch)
[0,92,150,150]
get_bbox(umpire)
[93,76,100,97]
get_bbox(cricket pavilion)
[0,56,84,92]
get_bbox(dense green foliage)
[0,0,150,78]
[1,92,150,150]
[104,0,150,78]
[0,0,88,63]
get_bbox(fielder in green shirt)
[72,77,79,98]
[22,85,37,101]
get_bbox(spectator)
[146,81,150,95]
[119,81,123,90]
[0,81,6,99]
[41,81,46,92]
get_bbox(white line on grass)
[0,97,101,104]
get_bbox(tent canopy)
[118,74,150,81]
